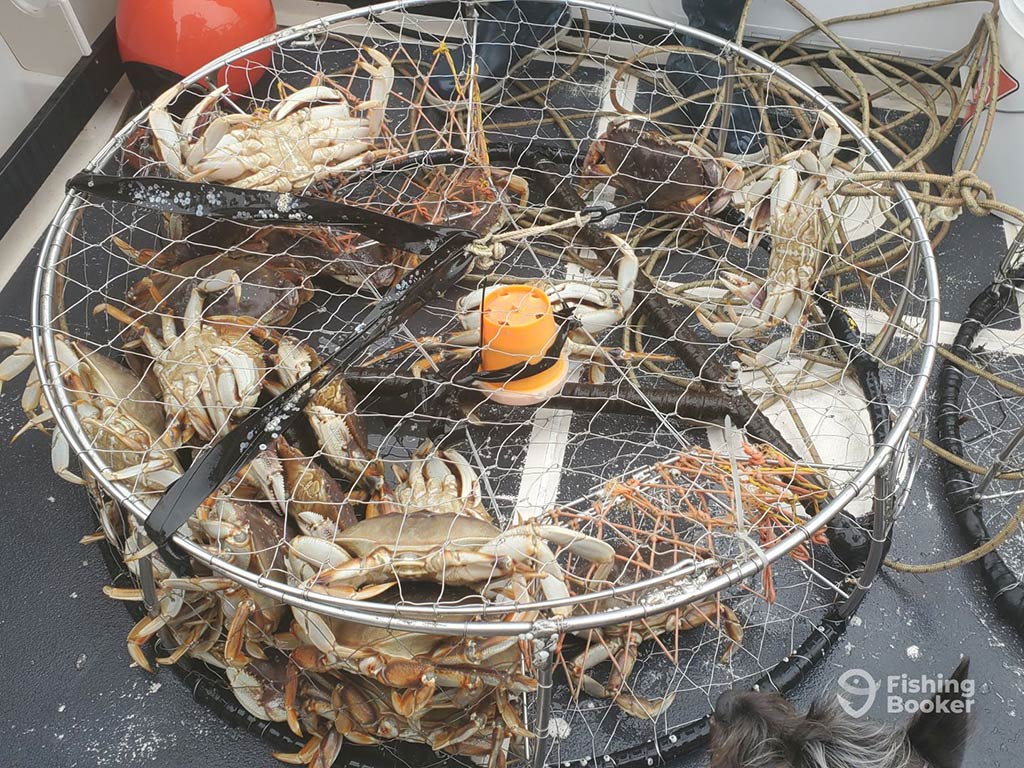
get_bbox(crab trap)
[19,1,939,766]
[937,228,1024,637]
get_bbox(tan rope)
[886,498,1024,573]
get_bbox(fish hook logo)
[837,669,878,718]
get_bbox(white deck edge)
[0,77,133,294]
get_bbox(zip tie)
[734,532,771,574]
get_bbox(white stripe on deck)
[846,218,1021,353]
[848,305,1024,351]
[512,69,637,522]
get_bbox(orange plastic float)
[117,0,276,102]
[479,285,568,405]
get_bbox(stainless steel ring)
[33,0,940,637]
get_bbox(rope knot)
[948,170,994,217]
[466,236,504,269]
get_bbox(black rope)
[936,277,1024,632]
[817,293,892,573]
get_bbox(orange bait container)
[479,285,568,405]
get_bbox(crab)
[391,439,491,521]
[582,121,744,236]
[324,675,532,764]
[237,654,528,768]
[243,437,359,538]
[105,574,232,671]
[100,283,272,444]
[287,581,538,723]
[148,47,395,192]
[455,228,639,340]
[117,239,315,328]
[690,112,842,344]
[290,607,535,719]
[291,512,612,600]
[160,213,406,292]
[0,332,182,498]
[226,651,293,724]
[245,226,408,292]
[105,501,262,671]
[108,497,291,671]
[567,597,743,718]
[189,497,291,666]
[281,511,612,720]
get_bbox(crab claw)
[147,83,188,177]
[614,692,678,719]
[180,84,230,138]
[581,136,612,178]
[390,676,438,717]
[197,268,243,305]
[226,663,290,722]
[269,85,346,121]
[0,332,36,404]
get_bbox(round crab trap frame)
[23,1,938,766]
[937,229,1024,637]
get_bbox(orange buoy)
[117,0,276,107]
[479,285,568,405]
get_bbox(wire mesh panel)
[14,1,938,765]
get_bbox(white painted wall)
[628,0,988,60]
[0,0,117,156]
[0,35,62,157]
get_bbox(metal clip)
[580,199,647,223]
[997,225,1024,284]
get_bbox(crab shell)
[125,252,313,328]
[583,121,743,216]
[277,438,359,534]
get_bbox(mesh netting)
[9,1,938,765]
[936,230,1024,634]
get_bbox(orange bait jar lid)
[478,285,568,405]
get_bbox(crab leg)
[147,83,189,178]
[0,332,34,396]
[269,85,347,121]
[570,600,743,716]
[358,46,395,136]
[179,84,231,138]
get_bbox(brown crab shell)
[125,252,313,327]
[583,122,743,215]
[277,439,358,531]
